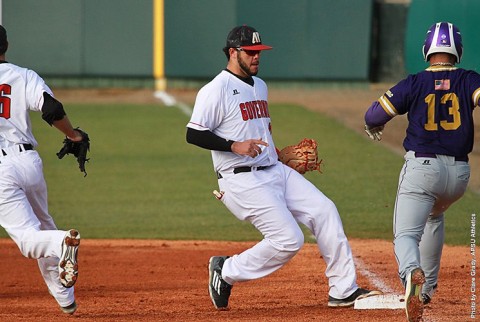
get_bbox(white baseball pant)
[217,161,358,299]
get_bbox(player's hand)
[364,124,384,141]
[231,139,268,158]
[68,129,85,142]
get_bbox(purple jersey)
[365,66,480,158]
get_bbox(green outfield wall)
[405,0,480,74]
[2,0,478,86]
[164,0,373,81]
[3,0,152,77]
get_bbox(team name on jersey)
[239,100,270,121]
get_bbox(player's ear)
[229,47,238,57]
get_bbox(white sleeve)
[187,81,225,132]
[25,69,53,112]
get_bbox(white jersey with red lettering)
[187,69,278,173]
[0,62,53,147]
[187,69,361,300]
[0,61,75,308]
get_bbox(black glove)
[57,128,90,176]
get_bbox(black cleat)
[328,288,383,307]
[208,256,232,310]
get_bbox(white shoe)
[59,229,81,288]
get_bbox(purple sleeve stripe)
[473,87,480,107]
[379,96,398,117]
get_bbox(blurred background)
[2,0,479,90]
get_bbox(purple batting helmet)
[422,22,463,63]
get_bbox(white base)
[354,294,405,310]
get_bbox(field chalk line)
[354,257,397,294]
[154,91,193,116]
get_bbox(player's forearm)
[52,116,81,141]
[186,127,234,151]
[364,101,392,127]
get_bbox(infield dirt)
[0,238,474,321]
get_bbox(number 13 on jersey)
[424,93,460,131]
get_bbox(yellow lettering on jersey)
[440,93,461,130]
[424,94,438,131]
[424,93,461,131]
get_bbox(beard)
[237,55,258,76]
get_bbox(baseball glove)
[277,138,322,174]
[57,128,90,176]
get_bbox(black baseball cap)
[0,25,7,54]
[224,25,272,51]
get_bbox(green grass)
[0,102,477,245]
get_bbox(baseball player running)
[364,22,479,322]
[0,25,82,314]
[187,25,381,310]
